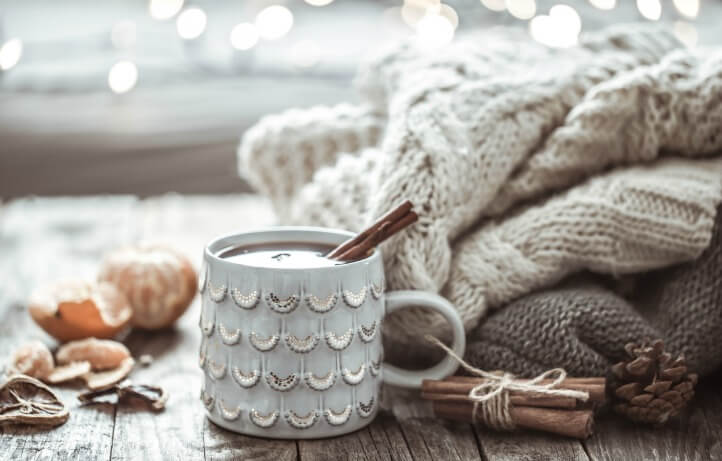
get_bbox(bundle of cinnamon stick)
[422,375,606,439]
[327,200,417,262]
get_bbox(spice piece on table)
[139,354,154,367]
[78,380,168,411]
[610,338,697,425]
[82,357,136,390]
[0,375,69,427]
[98,244,197,329]
[56,337,131,370]
[46,361,92,384]
[9,341,54,380]
[28,279,132,342]
[327,200,418,262]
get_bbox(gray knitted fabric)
[466,206,722,377]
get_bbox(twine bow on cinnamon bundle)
[423,336,606,439]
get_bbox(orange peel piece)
[28,280,132,342]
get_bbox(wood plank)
[298,410,414,461]
[202,418,297,461]
[384,387,482,461]
[584,373,722,461]
[473,426,589,461]
[0,197,139,461]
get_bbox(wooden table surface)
[1,195,721,461]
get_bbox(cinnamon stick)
[421,391,579,409]
[432,401,594,439]
[422,379,606,404]
[327,200,412,259]
[446,376,605,385]
[336,222,391,262]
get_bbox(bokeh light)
[0,38,23,71]
[111,21,137,50]
[108,61,138,94]
[401,0,441,28]
[481,0,506,12]
[637,0,662,21]
[673,0,699,18]
[176,7,207,40]
[305,0,335,6]
[255,5,294,41]
[416,12,454,50]
[230,23,259,50]
[589,0,616,10]
[530,4,581,48]
[149,0,184,20]
[506,0,537,20]
[673,21,698,47]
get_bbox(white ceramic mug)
[198,227,465,439]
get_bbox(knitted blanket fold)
[239,24,722,367]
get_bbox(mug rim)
[204,226,381,272]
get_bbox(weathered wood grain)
[202,418,297,461]
[384,387,482,461]
[584,373,722,461]
[298,410,414,461]
[473,426,589,461]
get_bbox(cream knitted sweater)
[239,25,722,346]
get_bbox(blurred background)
[1,0,720,198]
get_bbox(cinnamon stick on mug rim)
[328,200,417,262]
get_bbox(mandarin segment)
[10,341,55,379]
[56,338,131,371]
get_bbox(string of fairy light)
[0,0,702,94]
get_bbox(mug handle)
[381,290,466,389]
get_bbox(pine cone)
[610,339,697,425]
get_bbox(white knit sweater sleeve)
[384,158,722,346]
[488,49,722,216]
[237,103,384,216]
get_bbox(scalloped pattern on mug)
[304,370,336,391]
[200,309,214,337]
[198,265,208,294]
[357,397,375,418]
[232,367,260,388]
[265,372,299,392]
[369,359,382,377]
[342,286,367,308]
[250,409,280,428]
[218,400,242,421]
[358,320,377,343]
[370,281,384,299]
[218,323,241,345]
[231,288,260,309]
[208,359,227,380]
[285,410,319,429]
[201,388,214,411]
[341,364,366,385]
[325,328,353,351]
[305,292,338,313]
[285,333,320,354]
[198,339,207,369]
[249,332,280,352]
[265,293,299,314]
[208,281,227,303]
[324,405,352,426]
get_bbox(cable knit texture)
[239,25,722,353]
